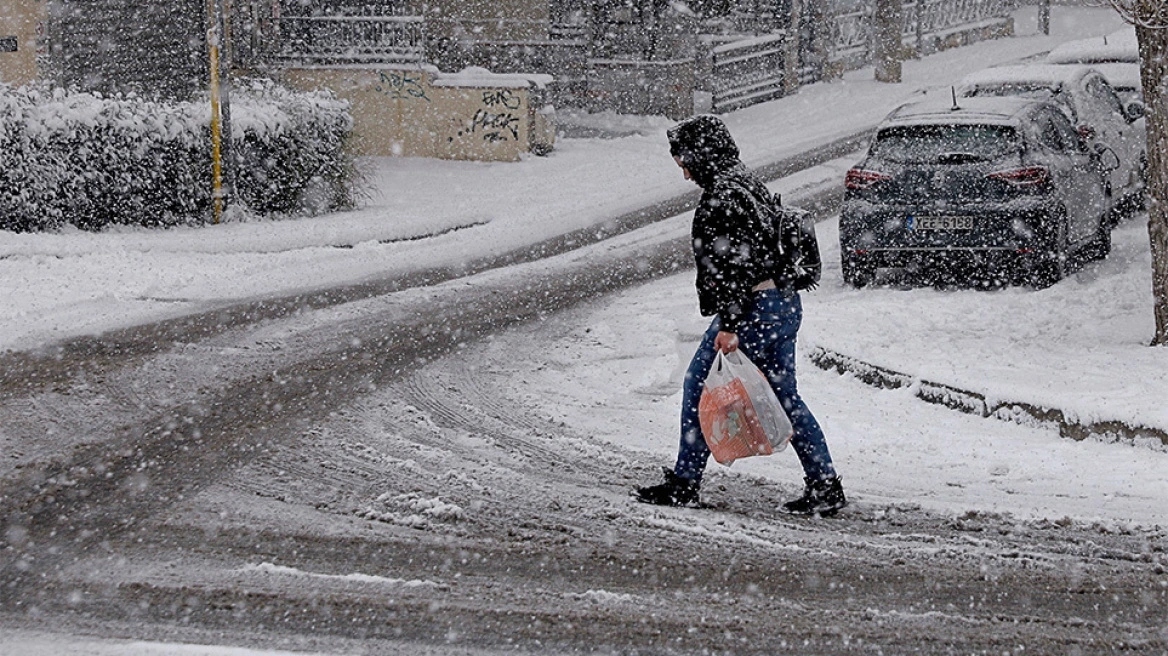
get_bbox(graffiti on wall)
[376,70,429,101]
[449,88,526,147]
[468,89,522,143]
[469,109,521,143]
[481,89,521,110]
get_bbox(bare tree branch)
[1108,0,1168,28]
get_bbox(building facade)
[45,0,208,99]
[0,0,46,87]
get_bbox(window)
[872,124,1019,163]
[1046,108,1087,152]
[1085,76,1124,117]
[1029,113,1067,152]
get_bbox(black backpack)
[735,183,822,292]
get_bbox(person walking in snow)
[634,114,847,516]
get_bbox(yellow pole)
[208,12,224,224]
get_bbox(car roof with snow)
[1045,29,1138,64]
[959,64,1102,91]
[882,95,1043,128]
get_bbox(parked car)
[1045,29,1142,103]
[840,96,1115,288]
[958,65,1145,210]
[1045,29,1138,66]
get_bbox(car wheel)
[842,253,876,288]
[1029,211,1068,288]
[1081,218,1112,264]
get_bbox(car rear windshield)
[871,124,1019,164]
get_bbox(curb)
[808,346,1168,447]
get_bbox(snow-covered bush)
[0,81,354,232]
[231,79,356,216]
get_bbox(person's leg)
[737,292,836,482]
[737,291,845,514]
[633,318,719,506]
[674,318,721,483]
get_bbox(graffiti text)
[376,71,429,102]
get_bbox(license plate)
[913,215,974,230]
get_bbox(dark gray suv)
[840,95,1115,287]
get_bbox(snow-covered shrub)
[232,79,356,215]
[0,81,354,232]
[0,88,69,231]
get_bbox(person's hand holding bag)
[714,330,739,353]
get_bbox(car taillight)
[845,168,892,190]
[987,166,1050,187]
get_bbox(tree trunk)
[1136,23,1168,345]
[799,0,831,83]
[873,0,903,83]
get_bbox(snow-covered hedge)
[0,80,355,232]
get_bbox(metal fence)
[709,33,789,113]
[48,0,208,99]
[916,0,1018,35]
[277,14,425,64]
[826,0,1018,72]
[254,0,1017,114]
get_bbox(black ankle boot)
[782,476,847,516]
[634,467,701,507]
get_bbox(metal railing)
[709,32,789,113]
[916,0,1018,35]
[826,0,1018,69]
[278,14,425,63]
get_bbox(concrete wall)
[587,59,696,120]
[0,0,45,86]
[282,66,555,162]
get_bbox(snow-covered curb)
[809,346,1168,449]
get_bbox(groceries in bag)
[698,350,792,465]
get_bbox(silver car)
[1045,29,1142,104]
[959,64,1145,211]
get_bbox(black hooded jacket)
[668,115,778,332]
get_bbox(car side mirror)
[1093,144,1121,172]
[1125,101,1146,122]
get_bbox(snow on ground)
[1,6,1163,654]
[507,213,1168,529]
[1,0,1159,528]
[0,631,329,656]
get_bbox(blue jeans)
[674,289,837,484]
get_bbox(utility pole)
[207,0,234,224]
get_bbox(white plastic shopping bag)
[698,350,793,465]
